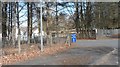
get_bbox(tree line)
[0,1,119,47]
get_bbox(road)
[77,39,118,48]
[13,39,118,65]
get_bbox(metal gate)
[77,29,96,39]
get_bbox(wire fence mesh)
[1,33,68,56]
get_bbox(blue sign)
[71,33,76,43]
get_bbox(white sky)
[19,2,75,27]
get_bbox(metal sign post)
[40,0,43,51]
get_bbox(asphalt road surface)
[77,39,118,48]
[13,39,118,65]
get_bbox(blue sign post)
[71,33,76,43]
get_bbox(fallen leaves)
[2,43,75,65]
[0,58,2,67]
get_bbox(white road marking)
[116,62,118,64]
[111,48,117,54]
[91,48,118,65]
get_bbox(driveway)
[12,39,118,65]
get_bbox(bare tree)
[74,1,79,33]
[27,2,33,44]
[2,2,7,47]
[0,1,2,33]
[16,2,21,53]
[12,3,17,47]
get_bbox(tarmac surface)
[12,39,119,65]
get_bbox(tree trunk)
[118,2,120,28]
[46,3,51,45]
[12,3,17,47]
[8,3,11,41]
[2,3,7,47]
[80,2,84,39]
[10,3,13,42]
[0,1,2,48]
[0,1,1,32]
[85,2,92,39]
[55,2,58,43]
[27,2,32,44]
[37,7,40,44]
[16,2,21,54]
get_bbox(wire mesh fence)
[1,33,67,56]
